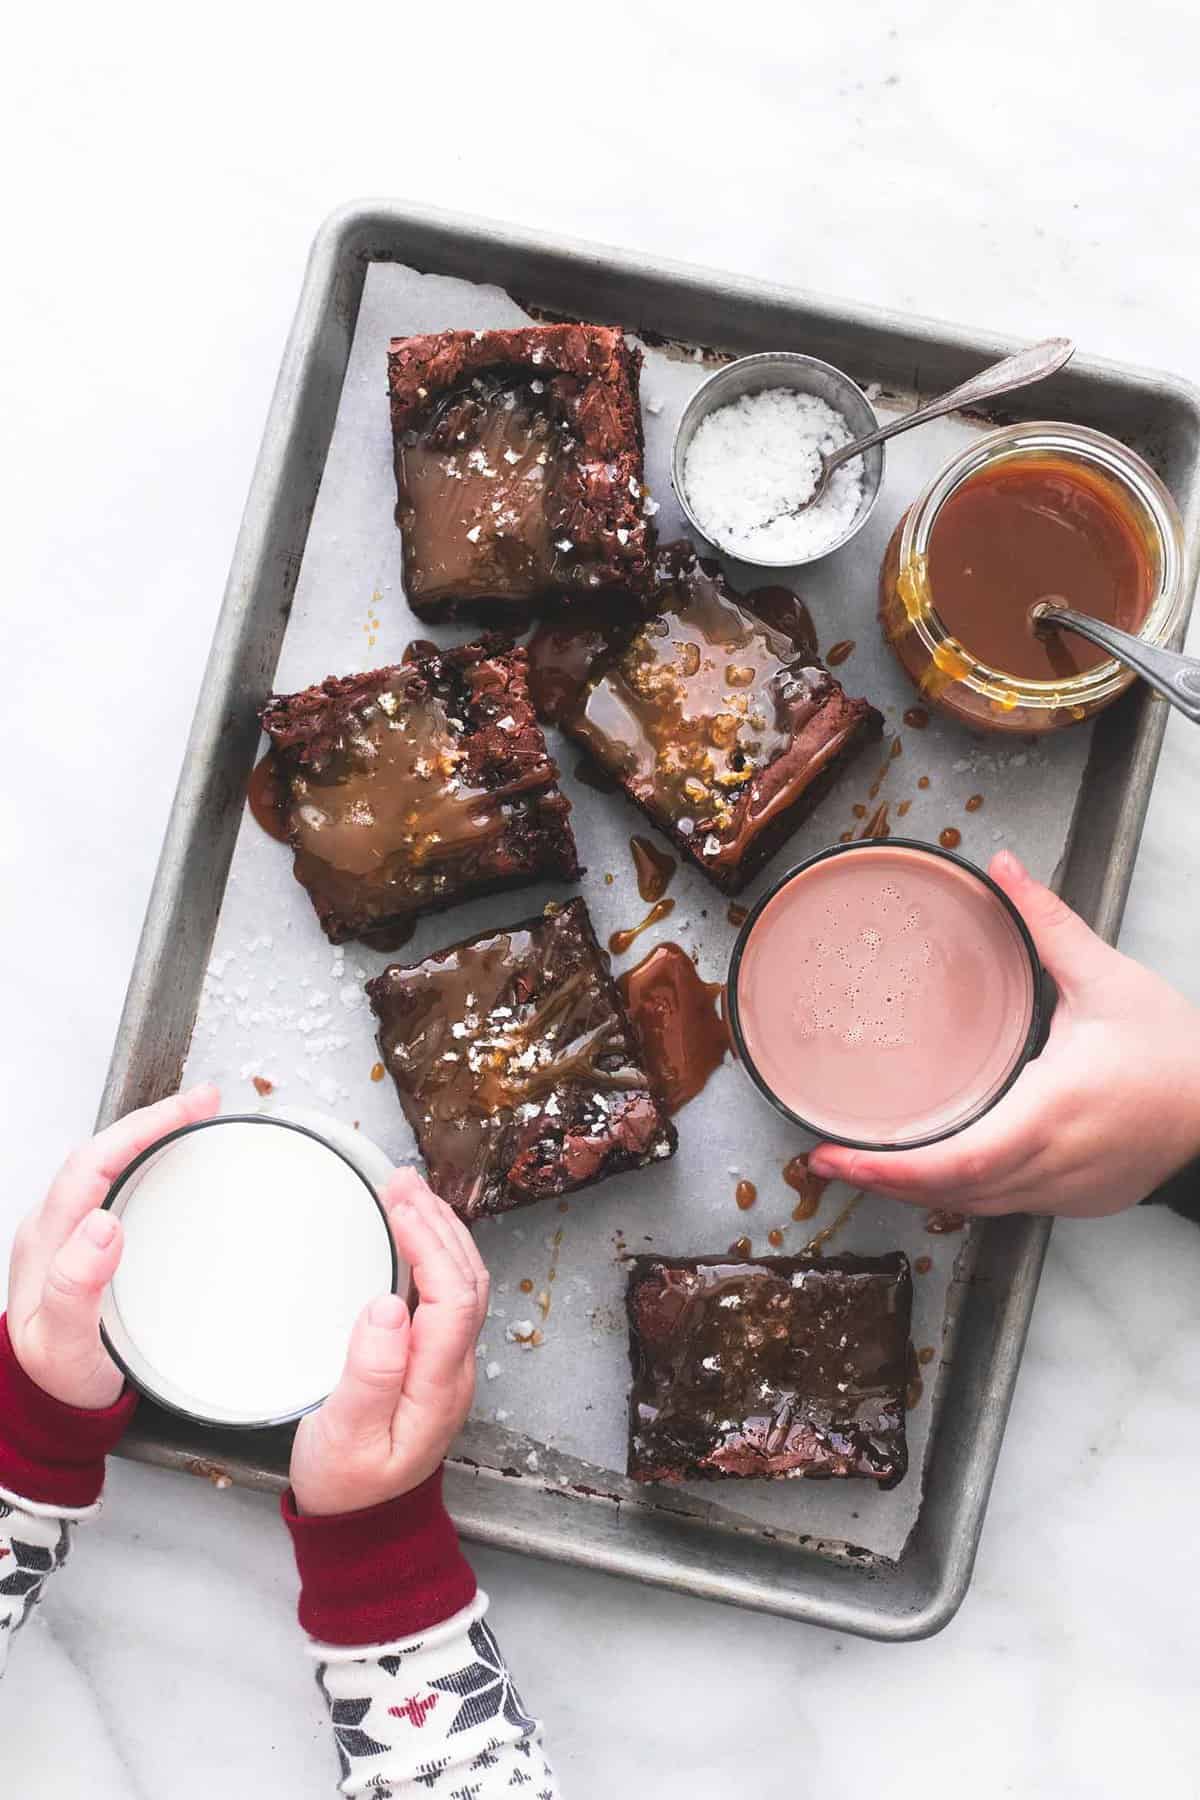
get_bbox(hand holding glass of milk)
[290,1168,490,1515]
[8,1086,489,1513]
[6,1083,221,1409]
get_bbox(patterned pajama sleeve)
[0,1314,137,1681]
[0,1485,91,1677]
[313,1593,559,1798]
[283,1474,561,1798]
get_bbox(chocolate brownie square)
[626,1252,911,1486]
[260,639,579,949]
[366,897,676,1220]
[388,324,652,620]
[563,543,883,894]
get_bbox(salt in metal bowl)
[670,351,885,568]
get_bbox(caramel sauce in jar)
[879,426,1183,735]
[926,458,1150,682]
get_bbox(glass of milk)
[100,1110,401,1428]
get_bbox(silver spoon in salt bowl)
[781,335,1076,517]
[1030,601,1200,724]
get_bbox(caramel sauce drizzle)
[618,942,729,1114]
[246,751,290,843]
[630,835,677,904]
[783,1154,827,1221]
[609,897,676,956]
[799,1190,864,1255]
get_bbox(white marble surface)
[4,2,1200,1793]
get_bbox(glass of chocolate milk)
[728,841,1044,1150]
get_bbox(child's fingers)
[40,1085,221,1246]
[807,1052,1058,1202]
[386,1169,476,1290]
[318,1294,411,1444]
[382,1187,484,1405]
[383,1170,475,1298]
[988,852,1116,999]
[36,1209,124,1351]
[406,1179,488,1323]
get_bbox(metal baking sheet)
[178,263,1085,1564]
[101,201,1200,1638]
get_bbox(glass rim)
[895,420,1186,713]
[100,1112,399,1432]
[726,837,1046,1152]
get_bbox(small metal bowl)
[671,351,885,567]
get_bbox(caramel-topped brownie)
[626,1253,912,1486]
[388,324,652,619]
[563,543,882,894]
[367,898,676,1219]
[260,640,580,949]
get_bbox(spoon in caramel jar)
[1031,601,1200,723]
[780,336,1075,518]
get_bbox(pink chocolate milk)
[735,844,1036,1145]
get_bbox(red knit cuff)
[282,1467,477,1647]
[0,1314,137,1509]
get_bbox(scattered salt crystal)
[642,495,659,517]
[683,388,863,562]
[526,1451,540,1470]
[496,1409,510,1423]
[646,396,664,415]
[485,1361,502,1380]
[865,380,883,401]
[555,538,573,553]
[466,526,481,543]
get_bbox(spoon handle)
[826,336,1076,473]
[1036,604,1200,725]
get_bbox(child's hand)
[808,851,1200,1218]
[290,1169,489,1517]
[7,1084,220,1408]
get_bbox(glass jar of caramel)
[879,422,1186,733]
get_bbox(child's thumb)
[321,1293,410,1443]
[988,850,1112,993]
